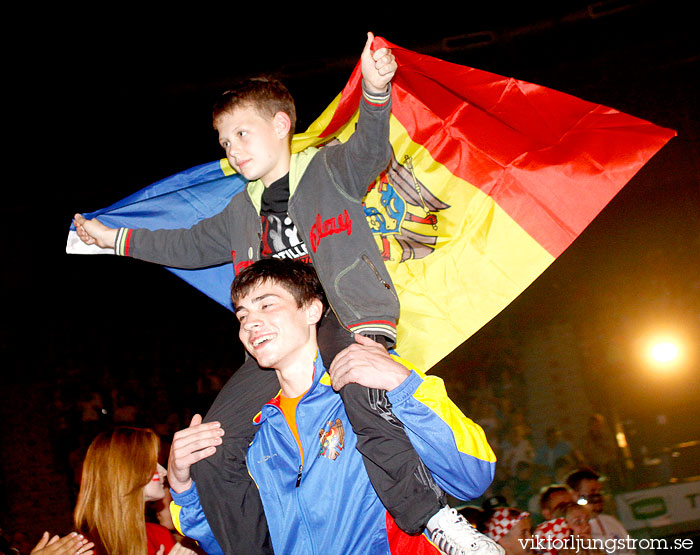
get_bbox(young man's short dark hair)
[231,258,326,309]
[565,468,600,491]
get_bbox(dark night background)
[2,0,698,546]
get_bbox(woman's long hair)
[74,427,160,555]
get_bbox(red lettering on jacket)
[232,250,254,274]
[309,210,353,252]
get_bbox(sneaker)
[428,507,505,555]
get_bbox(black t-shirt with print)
[259,174,311,264]
[260,174,389,346]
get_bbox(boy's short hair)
[231,258,326,310]
[213,76,297,136]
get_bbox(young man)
[168,259,502,555]
[72,33,479,554]
[565,469,636,555]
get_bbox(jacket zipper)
[362,254,391,290]
[251,404,316,554]
[292,388,316,553]
[296,464,303,487]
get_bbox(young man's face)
[216,105,291,187]
[576,478,604,515]
[234,280,321,371]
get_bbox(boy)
[168,258,502,555]
[73,33,489,554]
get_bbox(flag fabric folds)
[67,36,675,371]
[66,160,249,310]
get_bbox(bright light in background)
[615,431,628,449]
[650,341,679,364]
[634,320,695,376]
[644,334,684,370]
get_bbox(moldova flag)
[67,36,675,371]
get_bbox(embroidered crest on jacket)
[318,419,345,460]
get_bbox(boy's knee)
[339,384,404,429]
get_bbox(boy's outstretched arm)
[361,31,397,94]
[73,213,118,249]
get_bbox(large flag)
[67,36,675,371]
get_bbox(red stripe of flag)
[379,38,676,258]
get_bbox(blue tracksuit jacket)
[171,353,496,554]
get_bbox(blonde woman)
[74,427,195,555]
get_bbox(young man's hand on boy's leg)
[328,333,409,392]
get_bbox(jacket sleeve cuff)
[361,82,392,107]
[386,369,422,405]
[114,227,133,256]
[170,481,198,504]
